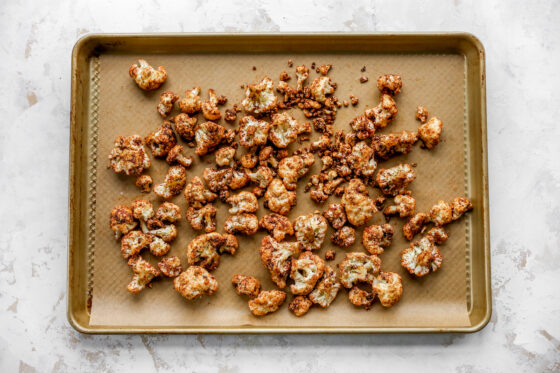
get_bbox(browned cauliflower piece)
[240,152,258,169]
[365,94,398,129]
[215,146,236,167]
[308,265,341,308]
[225,213,259,235]
[128,58,167,90]
[248,290,286,316]
[371,131,418,160]
[264,178,297,215]
[178,87,202,115]
[145,121,177,158]
[324,250,336,261]
[295,65,309,91]
[173,113,198,141]
[238,116,270,148]
[451,197,473,221]
[350,114,376,140]
[203,167,232,193]
[309,76,335,103]
[403,212,431,241]
[130,199,154,222]
[174,266,218,300]
[383,194,416,218]
[418,117,443,149]
[290,251,325,295]
[376,74,402,95]
[186,204,217,232]
[349,286,375,309]
[259,235,301,288]
[110,205,137,240]
[401,237,442,276]
[323,203,347,230]
[341,179,377,227]
[153,165,187,199]
[362,223,394,255]
[135,175,152,193]
[186,232,237,271]
[121,231,152,259]
[126,255,160,294]
[259,213,294,242]
[226,191,258,214]
[269,112,306,148]
[257,146,278,168]
[376,164,416,196]
[232,274,261,298]
[149,224,177,243]
[348,141,378,179]
[339,252,382,288]
[277,153,315,190]
[429,200,453,226]
[416,106,429,123]
[248,165,274,189]
[425,226,449,245]
[155,202,181,223]
[289,296,313,317]
[158,256,182,277]
[184,176,217,208]
[157,91,179,118]
[331,226,356,247]
[194,121,226,156]
[372,272,403,307]
[166,145,194,168]
[294,212,328,251]
[229,168,250,190]
[108,135,151,176]
[221,233,239,255]
[149,236,171,256]
[201,89,222,121]
[242,77,278,115]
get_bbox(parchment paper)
[90,52,470,328]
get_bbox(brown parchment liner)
[90,53,470,328]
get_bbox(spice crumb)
[359,76,369,83]
[361,66,366,72]
[288,59,293,67]
[252,66,256,71]
[343,100,349,107]
[311,62,316,69]
[350,94,359,106]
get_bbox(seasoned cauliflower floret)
[349,286,374,309]
[383,194,416,218]
[323,203,347,230]
[145,121,177,158]
[186,204,217,232]
[174,266,218,300]
[372,272,403,308]
[178,87,202,115]
[425,227,449,245]
[184,176,217,208]
[108,135,151,176]
[248,165,274,188]
[309,76,335,103]
[135,175,152,193]
[229,168,250,191]
[110,205,137,240]
[401,237,442,277]
[227,191,258,214]
[403,212,431,241]
[339,252,381,288]
[451,196,473,221]
[155,202,181,223]
[331,226,356,247]
[268,112,300,148]
[418,117,443,149]
[259,235,301,288]
[157,91,179,118]
[242,76,278,115]
[203,167,232,193]
[126,255,160,294]
[376,164,416,196]
[225,213,259,235]
[128,58,167,90]
[259,213,294,242]
[362,223,394,255]
[201,89,222,121]
[341,179,377,227]
[149,224,177,243]
[290,251,325,295]
[294,212,328,251]
[215,146,236,167]
[130,199,154,223]
[248,290,286,316]
[429,200,453,226]
[277,153,315,190]
[238,116,270,148]
[371,131,418,160]
[295,65,309,91]
[153,165,187,199]
[121,231,152,259]
[416,106,429,123]
[365,94,398,129]
[158,256,183,277]
[173,113,198,141]
[149,236,171,256]
[376,74,403,95]
[350,114,376,140]
[264,178,297,215]
[166,145,194,168]
[194,121,226,156]
[308,265,341,308]
[348,141,377,178]
[240,152,258,169]
[289,296,313,317]
[232,274,261,298]
[186,232,238,271]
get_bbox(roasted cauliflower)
[331,226,356,247]
[203,167,232,194]
[341,179,377,227]
[403,212,431,241]
[418,117,443,149]
[293,212,328,251]
[186,204,217,232]
[451,197,473,221]
[309,76,335,103]
[269,112,307,148]
[201,89,222,121]
[339,252,381,288]
[371,131,418,160]
[155,202,181,223]
[149,236,171,256]
[120,230,152,259]
[184,176,217,208]
[429,200,453,226]
[401,237,442,277]
[224,213,259,235]
[128,58,167,90]
[232,274,261,298]
[186,232,238,271]
[277,153,315,190]
[348,141,378,179]
[290,251,325,295]
[372,272,403,308]
[416,106,429,123]
[126,255,160,294]
[362,223,394,255]
[376,164,416,196]
[259,235,301,288]
[289,296,313,317]
[215,146,236,167]
[135,175,153,193]
[145,121,177,158]
[110,205,137,240]
[178,87,202,115]
[238,116,270,148]
[365,94,398,129]
[376,74,402,95]
[157,91,179,118]
[349,286,374,309]
[242,77,278,115]
[174,266,218,300]
[383,194,416,218]
[108,135,151,176]
[248,165,275,189]
[308,265,341,308]
[194,121,226,156]
[323,203,347,230]
[153,165,187,199]
[173,113,198,141]
[166,145,194,168]
[425,226,449,245]
[259,213,294,242]
[295,65,309,91]
[226,191,258,214]
[264,178,297,215]
[248,290,286,316]
[158,256,183,277]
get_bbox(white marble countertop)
[1,0,559,372]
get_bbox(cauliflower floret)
[224,213,259,235]
[348,141,377,178]
[184,176,217,208]
[149,224,177,243]
[178,87,202,115]
[372,272,403,308]
[194,121,226,156]
[173,113,198,141]
[186,204,217,232]
[309,76,335,103]
[108,135,151,176]
[376,164,416,196]
[153,165,187,199]
[341,179,376,227]
[269,112,309,148]
[110,205,137,240]
[401,237,442,276]
[232,274,261,298]
[238,116,271,148]
[149,236,171,256]
[174,266,218,300]
[264,178,297,215]
[323,203,347,230]
[371,131,418,160]
[451,196,473,221]
[145,121,177,158]
[425,227,449,245]
[201,89,222,121]
[362,223,394,255]
[416,106,429,123]
[155,202,181,223]
[240,152,258,169]
[310,134,332,153]
[349,286,374,309]
[157,256,182,277]
[429,200,453,226]
[339,252,382,288]
[293,212,328,251]
[248,165,274,189]
[121,231,152,259]
[376,74,403,95]
[215,146,236,167]
[135,175,152,193]
[157,91,179,118]
[418,117,443,149]
[289,295,313,317]
[383,194,416,218]
[257,146,278,168]
[277,153,315,190]
[403,212,431,241]
[126,255,160,294]
[331,226,356,247]
[308,265,340,308]
[128,58,167,90]
[242,77,278,115]
[203,167,232,193]
[248,290,286,316]
[186,232,237,271]
[166,145,194,168]
[259,213,294,242]
[295,65,309,91]
[226,191,258,214]
[221,233,239,255]
[259,235,301,288]
[365,94,398,129]
[349,114,376,140]
[130,199,154,222]
[290,251,325,295]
